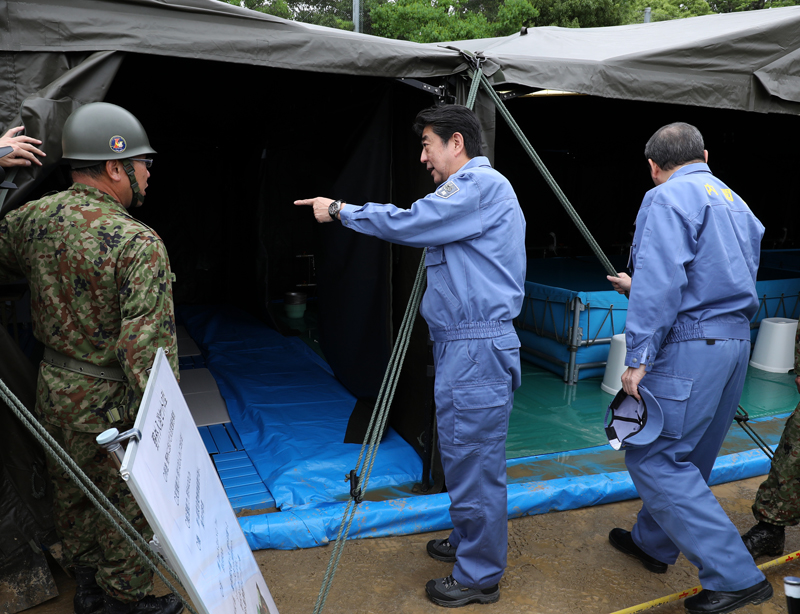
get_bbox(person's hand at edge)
[621,365,647,401]
[294,197,336,223]
[0,127,45,167]
[607,272,631,296]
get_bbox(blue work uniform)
[624,162,765,591]
[340,156,526,588]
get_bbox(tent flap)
[1,50,125,213]
[755,46,800,104]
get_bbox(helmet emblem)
[109,136,127,153]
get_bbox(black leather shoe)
[103,593,184,614]
[73,566,104,614]
[684,579,773,614]
[427,538,457,563]
[609,528,668,574]
[741,522,785,558]
[426,575,499,608]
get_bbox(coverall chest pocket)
[643,372,693,440]
[452,382,509,444]
[425,246,461,310]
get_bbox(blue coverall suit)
[340,156,526,589]
[624,162,765,591]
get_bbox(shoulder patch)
[435,180,460,199]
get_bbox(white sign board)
[120,348,278,614]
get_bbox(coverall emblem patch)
[435,181,460,199]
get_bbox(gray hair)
[644,122,705,171]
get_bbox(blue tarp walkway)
[178,306,797,550]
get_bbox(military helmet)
[62,102,156,168]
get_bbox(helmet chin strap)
[122,160,145,207]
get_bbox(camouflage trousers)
[753,400,800,526]
[44,422,155,603]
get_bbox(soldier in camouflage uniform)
[741,319,800,558]
[0,103,182,614]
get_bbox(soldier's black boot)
[741,521,785,558]
[102,593,184,614]
[73,565,104,614]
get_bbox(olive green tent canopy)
[2,0,800,206]
[442,5,800,115]
[0,0,473,208]
[3,0,799,114]
[0,0,467,78]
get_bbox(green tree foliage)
[496,0,543,32]
[290,0,355,30]
[226,0,292,20]
[370,0,490,42]
[708,0,800,10]
[532,0,628,27]
[622,0,800,22]
[622,0,711,22]
[226,0,353,28]
[370,0,538,42]
[227,0,800,39]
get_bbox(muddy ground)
[26,475,800,614]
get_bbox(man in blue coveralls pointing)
[295,104,526,607]
[606,123,771,614]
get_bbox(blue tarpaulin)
[239,445,775,550]
[178,305,794,551]
[179,306,420,510]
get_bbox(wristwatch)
[329,199,344,220]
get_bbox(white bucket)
[749,317,797,373]
[284,292,307,319]
[601,333,628,395]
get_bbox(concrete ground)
[25,475,800,614]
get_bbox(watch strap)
[329,199,343,220]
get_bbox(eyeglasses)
[130,158,154,169]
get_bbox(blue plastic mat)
[179,305,796,551]
[179,306,420,510]
[240,443,777,550]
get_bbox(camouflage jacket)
[796,318,799,374]
[0,183,178,432]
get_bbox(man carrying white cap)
[606,122,770,614]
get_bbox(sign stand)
[115,348,279,614]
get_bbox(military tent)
[2,1,800,605]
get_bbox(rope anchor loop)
[345,469,363,504]
[459,50,485,72]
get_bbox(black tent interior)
[495,94,799,254]
[19,49,800,489]
[5,49,800,474]
[18,51,451,478]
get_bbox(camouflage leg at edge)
[44,422,104,569]
[57,428,156,603]
[753,400,800,526]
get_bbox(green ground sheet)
[507,360,798,460]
